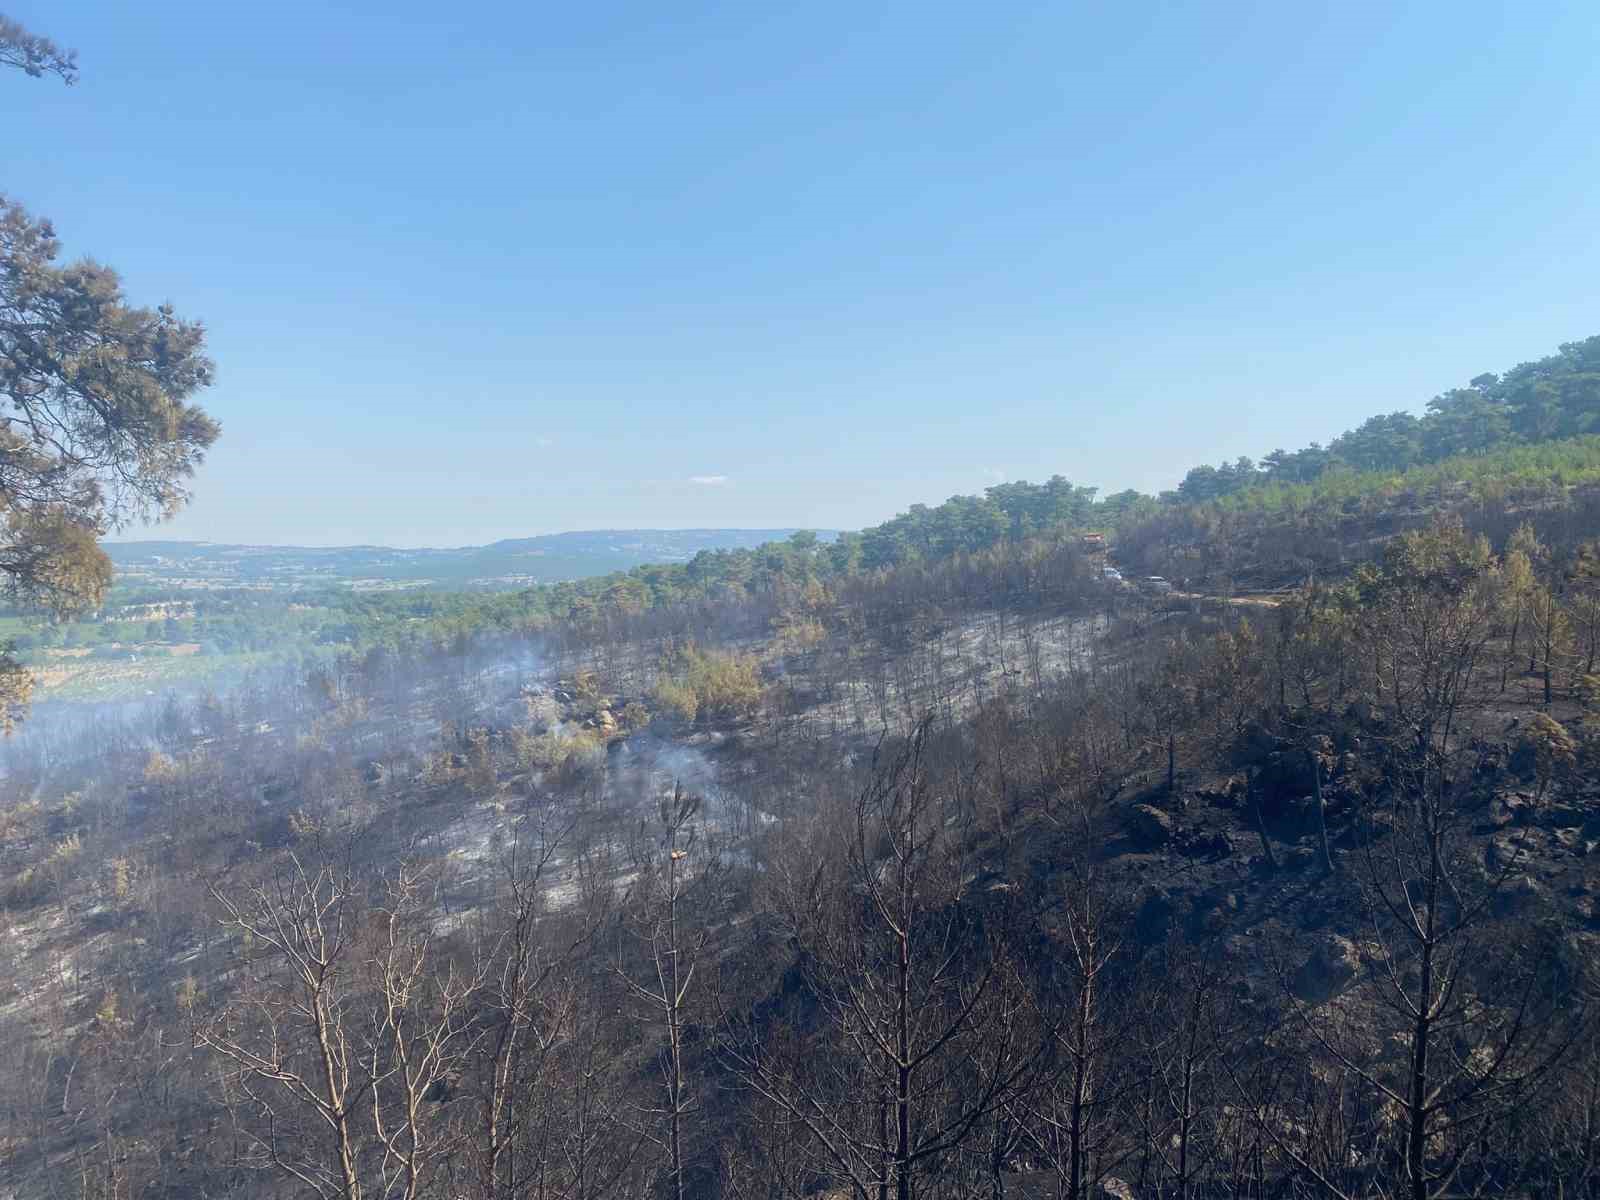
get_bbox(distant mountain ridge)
[103,529,834,590]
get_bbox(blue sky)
[7,1,1600,546]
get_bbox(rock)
[1129,804,1176,847]
[1292,934,1362,1003]
[1196,775,1247,809]
[1478,796,1516,832]
[1100,1179,1137,1200]
[1485,834,1529,873]
[1491,874,1544,917]
[364,761,388,785]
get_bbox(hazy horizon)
[100,527,835,552]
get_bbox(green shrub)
[653,678,699,724]
[653,643,763,724]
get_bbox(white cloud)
[688,474,730,486]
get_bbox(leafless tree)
[1132,934,1241,1200]
[1249,742,1580,1200]
[196,844,483,1200]
[617,783,709,1200]
[1024,807,1136,1200]
[726,720,1035,1200]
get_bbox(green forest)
[15,333,1600,702]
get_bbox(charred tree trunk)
[1311,749,1334,875]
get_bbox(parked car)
[1101,566,1123,581]
[1143,576,1173,594]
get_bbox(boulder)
[1195,775,1245,809]
[1128,804,1176,848]
[1553,827,1584,854]
[1485,834,1528,873]
[1491,874,1544,917]
[1477,795,1517,832]
[1292,934,1362,1003]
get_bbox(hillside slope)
[3,514,1598,1197]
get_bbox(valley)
[103,530,835,591]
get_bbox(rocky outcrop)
[1291,934,1361,1003]
[1128,804,1176,847]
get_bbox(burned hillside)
[0,517,1596,1199]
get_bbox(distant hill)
[102,529,834,590]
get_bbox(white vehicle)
[1102,566,1123,581]
[1143,576,1174,594]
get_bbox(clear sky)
[7,1,1600,547]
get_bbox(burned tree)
[727,720,1036,1200]
[195,846,481,1200]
